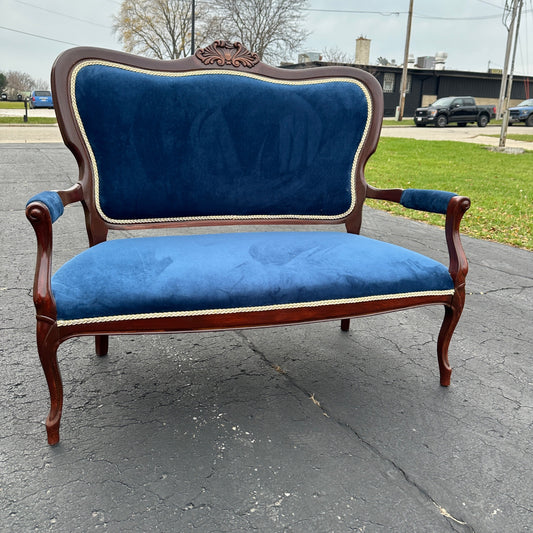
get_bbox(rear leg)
[96,335,108,356]
[340,319,350,332]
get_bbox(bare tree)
[114,0,310,64]
[208,0,309,63]
[113,0,214,59]
[34,78,51,91]
[321,46,353,64]
[4,70,36,98]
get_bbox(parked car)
[29,90,53,109]
[414,97,496,128]
[508,99,533,127]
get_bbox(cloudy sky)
[1,0,532,86]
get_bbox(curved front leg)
[437,290,465,387]
[37,319,62,445]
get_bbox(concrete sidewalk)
[1,143,532,532]
[380,123,533,151]
[0,124,62,143]
[1,119,532,150]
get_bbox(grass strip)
[482,133,533,142]
[0,102,25,109]
[0,117,57,124]
[365,137,532,249]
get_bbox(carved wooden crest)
[195,41,260,68]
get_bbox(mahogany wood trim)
[54,294,454,342]
[195,40,260,68]
[26,202,56,320]
[445,196,471,285]
[365,185,404,203]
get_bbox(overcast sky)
[1,0,532,86]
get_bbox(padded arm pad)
[400,189,457,215]
[27,191,65,223]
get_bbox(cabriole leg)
[437,303,463,387]
[37,322,63,445]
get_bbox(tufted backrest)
[53,44,383,228]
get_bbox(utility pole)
[397,0,414,121]
[499,0,523,148]
[497,0,519,117]
[190,0,196,56]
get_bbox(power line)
[12,0,110,28]
[413,13,503,20]
[304,6,530,21]
[0,25,79,46]
[303,9,404,16]
[474,0,506,8]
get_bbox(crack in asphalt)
[235,330,476,532]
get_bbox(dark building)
[282,62,531,117]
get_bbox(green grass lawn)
[0,116,57,124]
[0,101,57,124]
[0,101,25,109]
[483,133,533,142]
[365,138,532,249]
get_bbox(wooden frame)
[26,42,470,445]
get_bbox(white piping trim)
[70,61,373,225]
[57,289,455,327]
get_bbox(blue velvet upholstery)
[400,189,456,215]
[27,191,64,223]
[73,64,370,223]
[51,232,454,323]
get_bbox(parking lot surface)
[1,141,532,532]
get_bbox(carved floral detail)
[195,41,260,68]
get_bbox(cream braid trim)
[57,289,455,327]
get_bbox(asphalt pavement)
[1,135,532,531]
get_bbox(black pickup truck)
[414,97,496,128]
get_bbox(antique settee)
[26,41,470,444]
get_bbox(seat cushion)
[52,231,454,325]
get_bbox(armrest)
[366,186,457,215]
[25,185,83,320]
[444,195,471,286]
[26,191,65,223]
[400,189,457,215]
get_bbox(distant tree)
[33,78,50,91]
[321,46,352,64]
[4,70,35,98]
[113,0,215,59]
[113,0,310,64]
[208,0,310,63]
[0,72,7,93]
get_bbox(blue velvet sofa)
[26,41,470,445]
